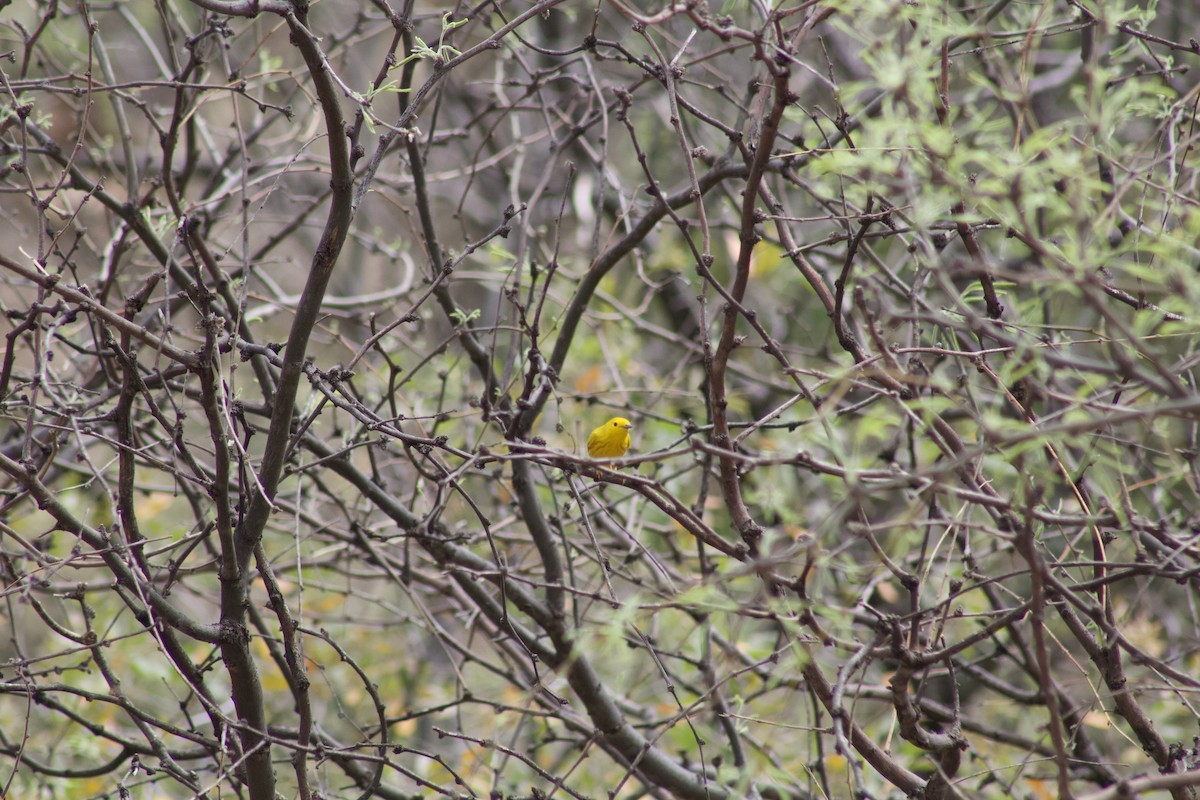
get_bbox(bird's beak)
[622,423,633,429]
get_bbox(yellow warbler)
[587,417,633,459]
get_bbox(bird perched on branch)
[587,417,632,460]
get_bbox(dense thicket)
[3,1,1200,798]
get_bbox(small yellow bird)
[587,417,633,460]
